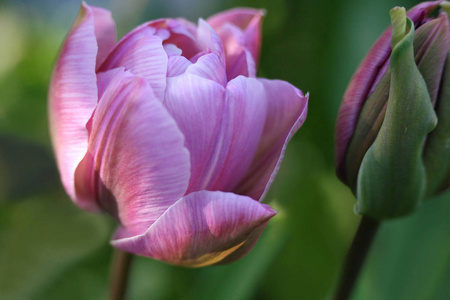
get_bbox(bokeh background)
[1,0,449,299]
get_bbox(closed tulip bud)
[49,3,308,266]
[335,1,450,219]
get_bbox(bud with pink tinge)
[335,1,450,219]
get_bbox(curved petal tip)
[111,191,276,267]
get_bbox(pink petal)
[75,68,190,235]
[335,1,442,181]
[163,43,183,57]
[165,18,202,59]
[98,27,168,101]
[164,74,267,194]
[167,55,192,77]
[178,19,226,85]
[235,79,308,201]
[48,3,99,206]
[184,53,227,86]
[215,216,268,264]
[166,20,227,85]
[111,190,277,266]
[207,8,264,79]
[163,74,226,192]
[196,19,226,64]
[90,6,116,68]
[118,18,201,60]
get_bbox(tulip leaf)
[356,9,438,219]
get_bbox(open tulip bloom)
[49,3,308,267]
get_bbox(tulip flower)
[49,3,308,266]
[335,1,450,219]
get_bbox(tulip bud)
[335,1,450,219]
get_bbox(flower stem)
[109,249,133,300]
[333,216,380,300]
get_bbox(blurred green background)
[1,0,449,299]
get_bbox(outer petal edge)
[111,190,276,267]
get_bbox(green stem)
[333,216,380,300]
[109,249,133,300]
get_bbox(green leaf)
[356,9,437,219]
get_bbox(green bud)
[335,2,450,220]
[356,8,437,219]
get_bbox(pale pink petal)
[111,190,276,266]
[184,53,226,86]
[164,74,266,193]
[118,18,201,59]
[98,27,168,101]
[164,74,226,192]
[207,8,264,79]
[167,18,202,58]
[211,76,267,191]
[74,68,190,235]
[235,79,308,201]
[182,19,226,85]
[335,1,442,181]
[167,55,192,77]
[48,3,99,207]
[90,6,116,68]
[163,43,182,57]
[196,19,226,64]
[207,7,264,61]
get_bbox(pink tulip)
[49,2,308,266]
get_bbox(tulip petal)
[186,19,227,85]
[165,20,227,85]
[213,76,267,191]
[164,74,266,193]
[165,18,202,59]
[111,190,276,267]
[208,8,264,79]
[119,18,202,60]
[424,11,450,194]
[98,27,168,101]
[163,43,182,57]
[335,1,442,182]
[75,68,190,234]
[235,79,308,200]
[196,19,226,63]
[184,53,227,86]
[48,3,99,205]
[90,6,116,67]
[414,13,450,105]
[167,55,192,77]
